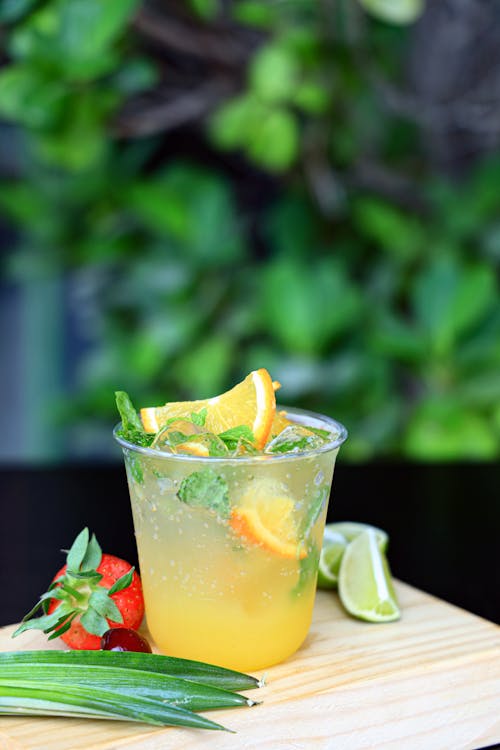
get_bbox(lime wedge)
[327,521,389,552]
[317,530,347,589]
[338,530,400,622]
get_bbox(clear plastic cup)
[114,407,347,671]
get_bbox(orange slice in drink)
[140,369,276,449]
[230,481,306,559]
[270,409,294,438]
[174,441,210,457]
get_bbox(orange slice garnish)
[230,481,306,559]
[141,369,276,449]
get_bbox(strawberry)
[13,528,144,650]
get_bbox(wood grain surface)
[1,581,499,750]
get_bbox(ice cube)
[153,419,203,450]
[175,432,228,457]
[264,425,328,454]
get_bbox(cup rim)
[113,405,348,464]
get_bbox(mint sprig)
[218,425,255,453]
[177,469,230,518]
[191,408,207,427]
[115,391,154,448]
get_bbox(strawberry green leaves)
[66,527,101,571]
[13,528,141,643]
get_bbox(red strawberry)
[13,528,144,650]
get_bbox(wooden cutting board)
[1,581,499,750]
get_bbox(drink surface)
[121,410,340,671]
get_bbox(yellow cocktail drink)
[116,407,346,671]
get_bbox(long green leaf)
[0,683,227,730]
[1,650,261,691]
[0,665,255,712]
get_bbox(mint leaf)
[115,391,154,448]
[218,425,255,451]
[206,435,229,456]
[292,542,320,597]
[167,430,192,446]
[307,426,331,439]
[177,468,230,518]
[115,391,143,432]
[191,408,207,427]
[299,486,329,537]
[122,429,155,448]
[128,453,144,484]
[267,436,313,453]
[266,425,329,454]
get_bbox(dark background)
[2,462,499,628]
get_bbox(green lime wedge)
[317,530,347,589]
[338,529,400,623]
[327,521,389,552]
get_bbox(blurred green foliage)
[1,0,500,460]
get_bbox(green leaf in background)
[209,95,260,151]
[126,166,245,265]
[2,0,500,464]
[188,0,219,21]
[232,0,276,27]
[0,0,38,23]
[112,58,158,95]
[292,82,329,114]
[210,94,299,171]
[0,66,66,128]
[249,44,299,103]
[354,197,425,262]
[0,183,49,226]
[247,107,299,171]
[371,313,426,363]
[266,194,321,259]
[412,258,497,356]
[261,258,362,354]
[405,399,498,460]
[357,0,425,25]
[173,336,233,398]
[10,0,141,80]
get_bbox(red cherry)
[101,627,152,653]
